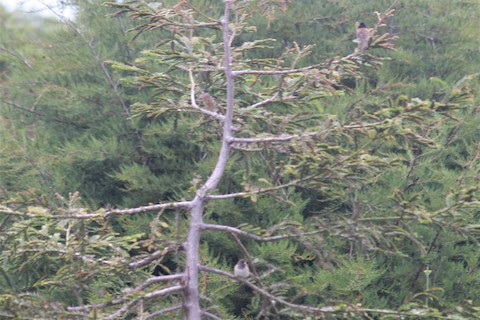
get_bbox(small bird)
[356,22,371,51]
[234,259,250,279]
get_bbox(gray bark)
[182,2,234,319]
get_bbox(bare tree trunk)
[182,2,234,319]
[183,200,203,320]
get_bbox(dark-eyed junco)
[234,259,250,279]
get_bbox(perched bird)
[356,22,371,51]
[234,259,250,279]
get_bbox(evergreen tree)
[0,1,479,319]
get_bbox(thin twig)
[3,101,88,129]
[206,173,318,200]
[228,132,316,144]
[232,64,321,76]
[129,247,179,269]
[201,223,322,242]
[0,47,32,69]
[244,93,280,110]
[102,285,183,320]
[201,311,223,320]
[144,304,183,320]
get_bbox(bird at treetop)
[356,22,371,51]
[234,259,250,279]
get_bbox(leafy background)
[0,0,479,318]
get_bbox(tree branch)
[228,132,316,144]
[17,248,117,266]
[0,206,36,218]
[201,311,223,320]
[199,265,331,315]
[128,247,180,269]
[188,68,227,122]
[41,4,132,119]
[144,304,182,320]
[143,285,184,299]
[244,93,280,110]
[103,285,183,320]
[0,47,32,69]
[206,173,318,201]
[105,201,192,217]
[3,101,88,129]
[232,64,320,76]
[227,121,392,145]
[182,3,237,318]
[199,265,426,317]
[137,275,184,289]
[67,284,182,314]
[342,121,386,129]
[201,223,322,242]
[196,8,235,197]
[1,201,191,219]
[83,202,192,218]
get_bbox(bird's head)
[358,22,367,28]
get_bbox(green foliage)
[0,0,479,319]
